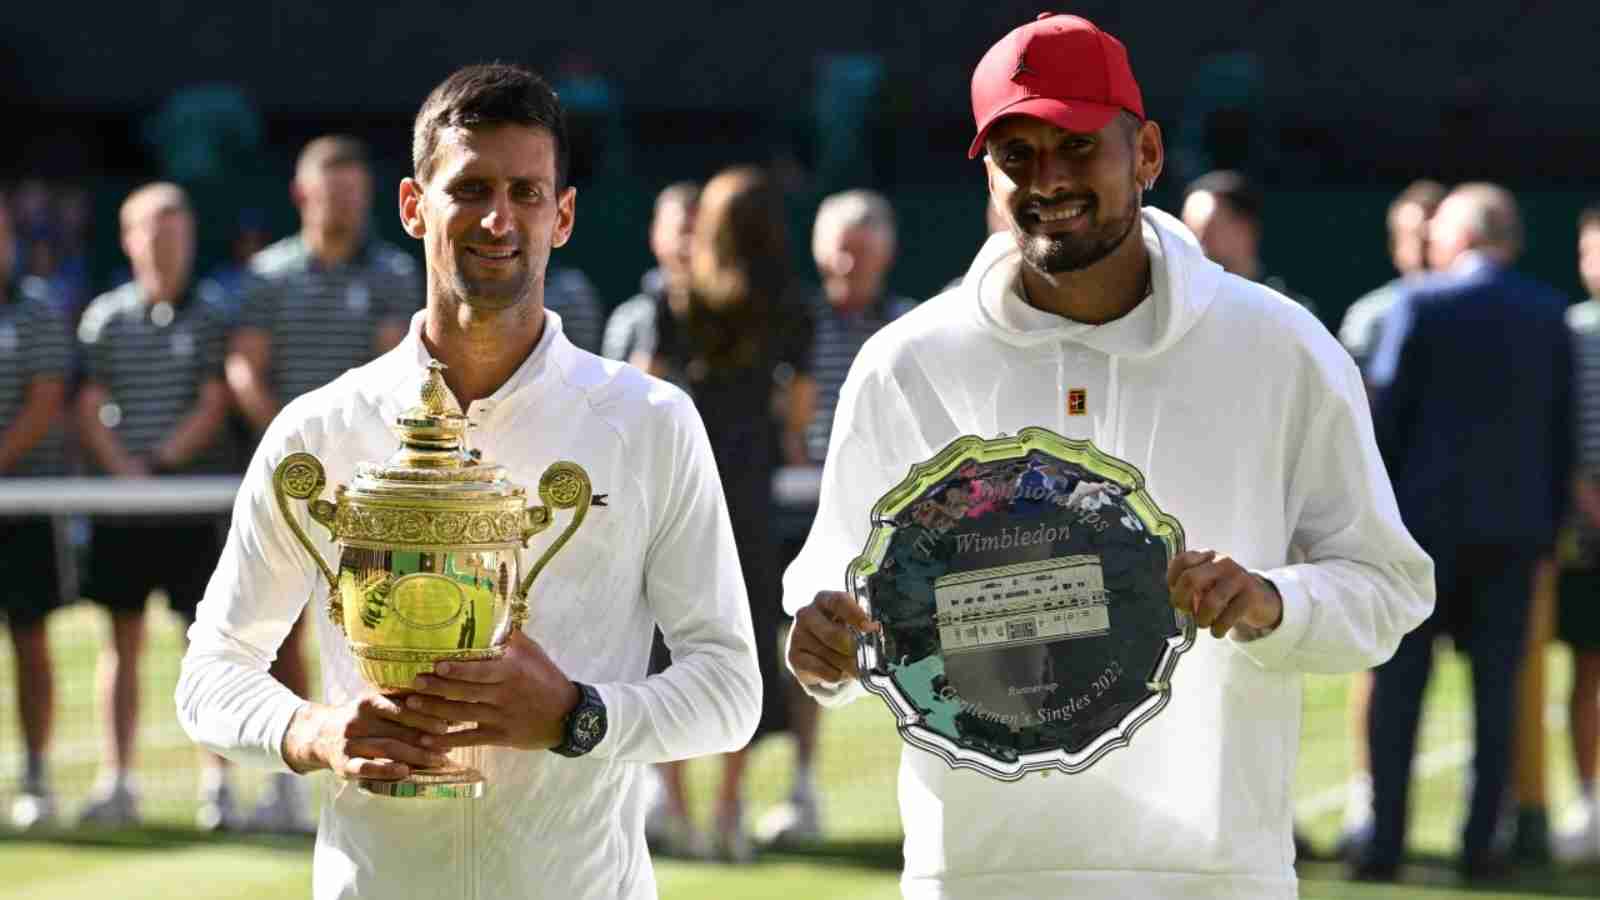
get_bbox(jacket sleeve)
[585,391,763,761]
[175,411,321,772]
[781,358,920,707]
[1235,348,1436,673]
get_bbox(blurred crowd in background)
[3,99,1600,888]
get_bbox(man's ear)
[399,177,425,239]
[551,186,577,249]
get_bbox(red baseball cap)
[968,13,1145,159]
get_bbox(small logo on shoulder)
[1067,389,1087,416]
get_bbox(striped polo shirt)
[802,290,916,463]
[1564,299,1600,567]
[0,276,70,477]
[239,235,422,405]
[78,280,232,473]
[544,266,604,354]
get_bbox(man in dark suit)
[1358,183,1574,882]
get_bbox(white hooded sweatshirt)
[783,208,1434,899]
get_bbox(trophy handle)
[511,461,593,629]
[273,452,340,599]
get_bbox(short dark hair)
[1184,170,1261,226]
[412,63,568,187]
[1580,203,1600,233]
[297,135,369,177]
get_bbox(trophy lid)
[349,361,523,499]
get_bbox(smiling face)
[983,114,1157,275]
[400,124,575,312]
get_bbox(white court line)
[1295,702,1566,821]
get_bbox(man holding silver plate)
[177,65,761,899]
[784,14,1435,900]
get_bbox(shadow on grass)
[1298,855,1600,897]
[758,838,903,872]
[0,824,313,854]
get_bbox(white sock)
[792,765,816,800]
[199,765,228,795]
[102,769,134,795]
[1342,772,1373,829]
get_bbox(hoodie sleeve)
[782,357,920,707]
[1233,349,1436,674]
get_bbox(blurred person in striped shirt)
[73,183,234,829]
[0,192,71,831]
[758,189,913,849]
[1554,203,1600,863]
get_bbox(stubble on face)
[417,125,569,318]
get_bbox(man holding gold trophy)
[177,64,761,899]
[784,14,1435,900]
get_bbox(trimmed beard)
[1014,191,1142,274]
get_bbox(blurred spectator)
[224,137,421,832]
[73,183,234,829]
[1339,180,1448,374]
[1332,178,1447,859]
[543,265,605,354]
[610,181,705,859]
[1181,169,1318,316]
[602,181,698,379]
[1360,183,1573,882]
[227,135,419,435]
[757,188,913,849]
[1554,203,1600,863]
[656,166,813,861]
[0,194,71,831]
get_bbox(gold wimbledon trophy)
[273,361,591,799]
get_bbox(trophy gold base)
[357,763,485,800]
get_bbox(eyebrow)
[443,173,554,190]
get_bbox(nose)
[1035,151,1078,197]
[480,190,515,238]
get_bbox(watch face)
[573,708,605,747]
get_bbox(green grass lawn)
[2,602,1596,899]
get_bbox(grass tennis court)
[3,601,1598,898]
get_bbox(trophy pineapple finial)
[420,360,454,417]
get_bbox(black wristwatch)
[551,682,607,758]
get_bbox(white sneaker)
[10,789,57,831]
[196,781,240,832]
[247,778,315,835]
[1553,801,1600,863]
[77,784,139,828]
[754,787,823,847]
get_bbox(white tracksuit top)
[178,310,761,900]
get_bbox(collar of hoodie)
[966,206,1221,361]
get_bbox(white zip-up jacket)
[178,310,761,900]
[783,208,1434,899]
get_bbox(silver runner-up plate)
[848,427,1194,780]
